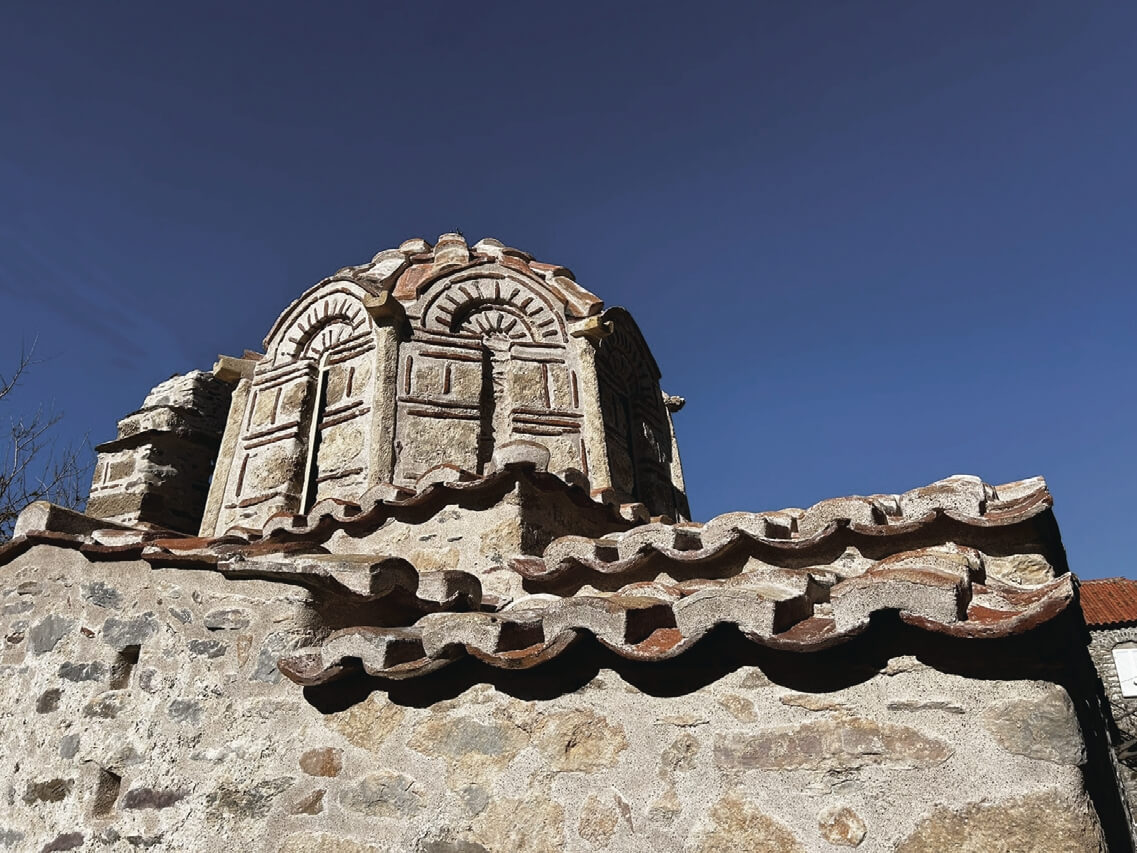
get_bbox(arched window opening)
[300,352,333,512]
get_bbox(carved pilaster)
[569,318,613,492]
[199,355,259,536]
[214,360,319,532]
[663,393,690,521]
[364,292,405,485]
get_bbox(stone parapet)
[0,542,1118,852]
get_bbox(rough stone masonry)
[0,234,1130,851]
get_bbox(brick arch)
[263,280,376,365]
[214,279,385,533]
[418,273,567,344]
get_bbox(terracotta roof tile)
[1080,578,1137,628]
[277,563,1075,684]
[514,476,1060,590]
[3,473,1076,684]
[379,233,604,317]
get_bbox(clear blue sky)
[2,2,1135,578]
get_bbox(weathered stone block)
[533,708,628,771]
[252,631,298,683]
[28,614,72,654]
[298,747,342,777]
[81,581,123,610]
[471,796,566,853]
[340,771,422,818]
[121,787,187,810]
[23,778,73,804]
[290,789,325,815]
[83,691,125,719]
[695,795,805,853]
[205,777,293,820]
[715,717,953,771]
[59,661,106,682]
[36,688,61,713]
[204,608,250,631]
[188,638,227,658]
[818,804,867,847]
[981,685,1085,765]
[409,714,528,764]
[102,613,158,649]
[168,699,202,724]
[87,370,232,532]
[40,833,84,852]
[3,598,33,615]
[896,790,1105,852]
[660,731,700,773]
[578,793,621,846]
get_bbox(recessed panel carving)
[214,281,385,532]
[595,309,681,518]
[395,268,583,485]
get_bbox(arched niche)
[594,308,680,518]
[393,267,583,483]
[419,273,568,343]
[215,279,385,531]
[265,282,377,364]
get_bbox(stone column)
[487,336,514,457]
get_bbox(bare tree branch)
[0,341,93,538]
[0,339,36,403]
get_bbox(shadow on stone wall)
[302,608,1132,852]
[303,611,1069,711]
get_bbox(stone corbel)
[357,249,411,288]
[569,316,614,343]
[212,354,259,384]
[364,291,408,330]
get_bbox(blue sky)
[2,2,1135,578]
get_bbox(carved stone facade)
[0,235,1130,851]
[194,234,688,541]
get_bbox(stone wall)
[1088,625,1137,842]
[0,544,1120,852]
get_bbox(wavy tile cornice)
[513,476,1057,586]
[226,463,645,545]
[279,550,1074,684]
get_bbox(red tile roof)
[276,567,1076,685]
[1080,578,1137,628]
[2,471,1078,683]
